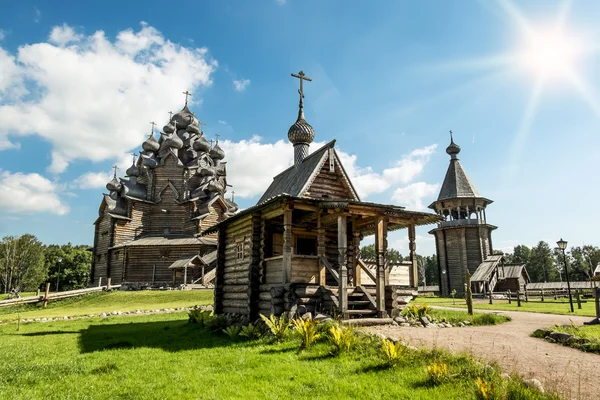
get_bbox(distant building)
[91,101,237,288]
[594,263,600,278]
[428,134,497,296]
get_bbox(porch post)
[317,212,326,285]
[282,208,293,284]
[353,231,361,286]
[409,220,418,288]
[338,214,349,319]
[375,215,388,317]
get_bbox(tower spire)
[182,91,192,107]
[288,71,315,167]
[291,71,312,121]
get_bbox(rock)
[135,310,141,314]
[524,378,545,393]
[533,329,551,338]
[34,318,41,322]
[314,313,331,322]
[111,311,118,315]
[100,313,107,317]
[41,318,47,322]
[419,316,430,326]
[458,322,465,327]
[484,364,494,375]
[301,312,313,321]
[567,336,586,346]
[394,316,406,324]
[391,320,399,326]
[501,373,511,380]
[375,333,387,340]
[548,331,572,343]
[407,345,418,352]
[63,316,69,320]
[462,320,471,325]
[400,323,410,327]
[426,323,438,328]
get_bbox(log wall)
[92,214,113,285]
[220,215,253,315]
[305,157,353,200]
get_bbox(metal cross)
[209,139,214,148]
[198,121,206,133]
[231,191,235,202]
[150,121,156,134]
[131,153,137,164]
[183,90,192,106]
[112,165,118,178]
[168,111,173,120]
[449,130,453,142]
[291,71,312,100]
[215,133,220,144]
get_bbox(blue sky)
[0,0,599,256]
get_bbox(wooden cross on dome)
[112,165,118,178]
[291,71,312,102]
[168,111,173,120]
[131,153,137,164]
[150,121,156,135]
[231,191,235,202]
[198,121,206,133]
[215,133,220,144]
[183,90,192,106]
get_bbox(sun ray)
[420,53,519,72]
[556,0,573,31]
[564,70,600,117]
[496,0,535,38]
[507,77,545,180]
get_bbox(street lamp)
[56,257,62,292]
[556,238,574,313]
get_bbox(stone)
[524,378,545,393]
[419,316,430,326]
[111,311,118,315]
[400,323,410,327]
[314,313,331,322]
[394,316,406,324]
[301,312,313,321]
[375,333,387,340]
[458,322,465,327]
[135,310,141,314]
[548,331,572,343]
[407,345,418,352]
[462,320,471,325]
[426,323,438,328]
[501,373,511,380]
[533,329,551,338]
[484,364,494,375]
[100,313,107,317]
[63,316,69,320]
[391,320,399,326]
[41,318,47,322]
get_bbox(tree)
[45,244,92,292]
[567,245,600,281]
[0,234,47,293]
[529,241,559,282]
[359,244,403,262]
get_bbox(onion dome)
[106,176,121,192]
[142,133,160,152]
[126,160,140,178]
[186,123,200,135]
[287,112,315,145]
[163,132,183,150]
[141,153,158,168]
[163,122,176,134]
[193,135,211,153]
[209,143,225,160]
[207,179,225,193]
[446,131,461,159]
[172,105,198,128]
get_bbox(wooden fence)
[0,283,120,308]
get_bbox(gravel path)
[368,308,599,400]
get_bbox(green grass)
[0,290,213,322]
[413,296,598,317]
[0,312,558,400]
[0,291,36,301]
[551,324,600,353]
[427,309,511,326]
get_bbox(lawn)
[551,324,600,353]
[0,290,213,322]
[413,296,599,317]
[0,291,36,301]
[0,312,557,400]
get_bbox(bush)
[188,309,212,327]
[205,313,229,334]
[402,304,431,319]
[475,377,496,400]
[260,313,290,342]
[223,325,242,340]
[380,338,406,366]
[328,325,356,353]
[471,313,510,326]
[292,317,321,349]
[240,323,263,340]
[426,361,450,385]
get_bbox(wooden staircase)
[320,286,378,318]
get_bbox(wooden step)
[347,309,377,316]
[348,300,373,306]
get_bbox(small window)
[236,242,244,260]
[296,237,317,256]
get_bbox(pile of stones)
[533,328,598,353]
[391,314,472,329]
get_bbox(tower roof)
[436,135,482,201]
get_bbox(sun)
[519,27,582,79]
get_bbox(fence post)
[541,288,544,302]
[517,290,522,307]
[36,288,40,297]
[507,290,511,304]
[106,277,112,291]
[43,282,50,308]
[465,270,473,316]
[524,287,528,302]
[553,289,557,300]
[98,277,102,287]
[576,289,582,310]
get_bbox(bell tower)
[428,133,497,296]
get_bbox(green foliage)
[360,244,403,262]
[471,313,510,326]
[239,322,263,340]
[0,234,47,293]
[426,361,450,385]
[292,317,321,349]
[380,338,406,366]
[260,313,290,342]
[328,324,356,353]
[475,377,496,400]
[402,303,431,319]
[205,313,229,334]
[223,325,242,340]
[44,243,92,292]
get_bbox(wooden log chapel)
[202,71,440,320]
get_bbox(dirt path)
[368,308,599,400]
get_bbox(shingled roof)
[437,158,481,201]
[257,140,359,204]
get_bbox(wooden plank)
[338,214,348,318]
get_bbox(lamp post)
[55,257,62,292]
[556,239,574,313]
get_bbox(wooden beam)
[408,220,418,288]
[317,212,326,285]
[320,211,347,227]
[374,215,388,318]
[338,214,348,319]
[353,230,362,286]
[282,209,292,284]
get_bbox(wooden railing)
[357,259,377,284]
[319,256,339,284]
[0,285,120,308]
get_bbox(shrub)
[240,323,263,340]
[475,377,496,400]
[426,361,450,385]
[292,317,321,349]
[380,338,406,366]
[471,313,509,326]
[205,313,229,334]
[223,325,242,340]
[402,303,431,319]
[188,309,213,327]
[328,325,355,353]
[260,313,290,342]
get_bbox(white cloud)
[275,0,286,4]
[0,30,5,41]
[381,144,437,185]
[391,182,440,210]
[73,171,113,189]
[34,7,41,23]
[0,170,68,215]
[0,22,217,174]
[233,79,250,92]
[48,24,83,46]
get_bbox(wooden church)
[91,96,238,288]
[203,72,440,321]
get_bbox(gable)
[302,150,358,200]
